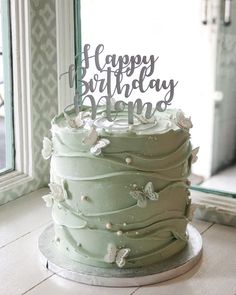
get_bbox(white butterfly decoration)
[82,127,110,156]
[42,137,53,160]
[129,182,159,208]
[104,243,131,268]
[42,181,68,207]
[191,147,200,164]
[64,111,91,129]
[175,110,193,130]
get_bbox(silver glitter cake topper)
[61,44,178,124]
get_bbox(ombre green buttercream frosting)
[43,107,195,269]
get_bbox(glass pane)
[0,0,14,173]
[76,0,236,195]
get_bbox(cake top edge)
[51,106,193,136]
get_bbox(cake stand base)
[38,224,202,287]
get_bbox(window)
[0,0,14,174]
[0,0,36,205]
[75,0,236,195]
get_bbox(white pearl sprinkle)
[106,223,112,230]
[133,184,138,189]
[123,222,127,227]
[80,195,87,201]
[136,231,139,235]
[125,157,132,165]
[117,230,123,236]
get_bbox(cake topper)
[61,44,178,124]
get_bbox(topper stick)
[74,0,82,114]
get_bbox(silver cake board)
[38,224,202,287]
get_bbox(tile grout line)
[129,286,140,295]
[22,277,141,295]
[0,220,51,250]
[0,230,32,250]
[22,273,55,294]
[201,222,215,235]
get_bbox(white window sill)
[191,189,236,227]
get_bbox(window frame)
[0,0,14,174]
[0,0,34,203]
[56,0,75,113]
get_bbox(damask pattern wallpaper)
[30,0,58,186]
[0,0,57,205]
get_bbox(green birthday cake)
[42,106,198,269]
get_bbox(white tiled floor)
[1,189,236,295]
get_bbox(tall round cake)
[42,106,198,269]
